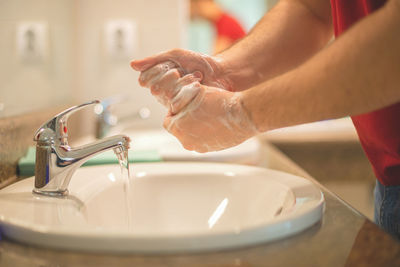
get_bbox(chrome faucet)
[33,100,130,197]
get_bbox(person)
[190,0,246,53]
[130,0,400,238]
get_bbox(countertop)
[261,118,359,143]
[1,142,399,267]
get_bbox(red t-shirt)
[215,13,246,41]
[331,0,400,185]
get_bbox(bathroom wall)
[0,0,187,123]
[0,0,75,118]
[74,0,188,129]
[0,0,188,185]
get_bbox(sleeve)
[215,13,246,41]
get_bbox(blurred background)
[0,0,278,124]
[0,0,375,220]
[189,0,271,54]
[1,0,187,127]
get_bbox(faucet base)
[32,188,69,197]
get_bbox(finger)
[170,81,202,115]
[170,71,202,96]
[150,69,181,97]
[163,114,173,133]
[175,72,202,91]
[131,55,172,72]
[130,49,182,71]
[138,61,176,87]
[177,73,199,84]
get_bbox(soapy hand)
[131,58,258,152]
[133,60,204,113]
[130,49,237,92]
[163,85,259,152]
[131,49,259,152]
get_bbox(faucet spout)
[32,101,131,197]
[34,135,130,197]
[60,135,130,167]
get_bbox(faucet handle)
[34,100,100,145]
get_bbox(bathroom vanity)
[0,142,398,267]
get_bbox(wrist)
[237,90,265,134]
[211,54,236,91]
[214,52,258,92]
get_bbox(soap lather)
[33,100,130,197]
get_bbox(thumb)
[163,112,174,133]
[130,58,158,72]
[130,51,179,72]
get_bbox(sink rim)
[0,162,325,253]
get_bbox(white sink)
[0,162,324,253]
[126,129,260,164]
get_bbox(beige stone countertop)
[261,118,359,143]
[0,143,399,267]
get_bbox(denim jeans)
[374,179,400,239]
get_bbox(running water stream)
[114,146,134,230]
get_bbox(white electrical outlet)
[105,20,137,59]
[17,22,48,62]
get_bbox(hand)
[130,49,237,92]
[132,60,204,114]
[163,85,259,152]
[131,50,258,152]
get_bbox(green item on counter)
[18,146,162,177]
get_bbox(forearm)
[218,0,333,91]
[242,0,400,132]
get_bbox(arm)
[216,0,333,91]
[242,0,400,132]
[132,0,400,153]
[131,0,333,92]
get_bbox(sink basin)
[127,129,260,164]
[0,162,324,253]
